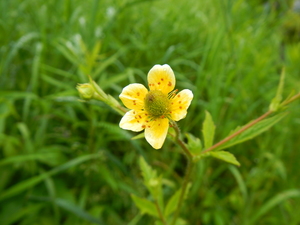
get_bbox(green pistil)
[144,90,170,118]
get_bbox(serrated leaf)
[185,133,202,155]
[139,157,163,206]
[139,156,155,182]
[131,195,159,218]
[202,111,215,149]
[210,151,240,166]
[214,113,287,151]
[131,132,145,140]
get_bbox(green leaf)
[98,164,118,191]
[269,68,285,111]
[249,189,300,225]
[210,151,240,166]
[214,113,287,151]
[164,184,191,218]
[54,198,106,225]
[0,203,43,225]
[89,77,107,100]
[138,157,163,206]
[185,133,202,155]
[127,213,143,225]
[202,111,215,149]
[139,156,155,182]
[164,188,181,218]
[228,165,247,200]
[131,194,159,218]
[0,153,102,201]
[0,152,62,167]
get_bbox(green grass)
[1,0,300,224]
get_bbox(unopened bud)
[76,83,95,100]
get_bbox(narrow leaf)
[215,113,287,151]
[210,151,240,166]
[0,153,102,201]
[131,194,159,218]
[164,189,181,218]
[0,152,60,166]
[249,189,300,225]
[228,165,247,200]
[164,184,191,218]
[202,111,215,149]
[55,198,106,225]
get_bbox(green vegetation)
[1,0,300,224]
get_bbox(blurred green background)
[1,0,300,224]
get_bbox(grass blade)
[0,153,103,201]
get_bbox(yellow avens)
[119,64,193,149]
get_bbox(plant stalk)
[155,200,168,225]
[202,110,273,153]
[170,158,193,225]
[170,121,194,225]
[201,92,300,154]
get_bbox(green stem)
[93,93,128,116]
[155,200,168,225]
[170,121,194,225]
[170,158,193,225]
[171,121,193,159]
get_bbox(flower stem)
[171,121,193,159]
[170,121,194,225]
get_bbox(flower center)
[144,90,170,118]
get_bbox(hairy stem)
[171,121,193,159]
[202,92,300,154]
[202,110,273,154]
[170,158,193,225]
[170,121,194,225]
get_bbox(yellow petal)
[119,83,148,110]
[144,118,169,149]
[119,110,147,132]
[170,89,193,121]
[147,64,175,95]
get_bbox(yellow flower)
[119,64,193,149]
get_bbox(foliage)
[1,0,300,224]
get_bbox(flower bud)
[76,83,95,100]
